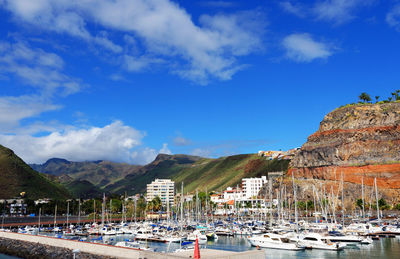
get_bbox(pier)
[0,231,265,259]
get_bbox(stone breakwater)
[0,237,116,259]
[290,103,400,202]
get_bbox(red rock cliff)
[290,103,400,195]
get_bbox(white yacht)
[100,226,116,235]
[248,233,305,250]
[187,230,208,244]
[297,233,346,251]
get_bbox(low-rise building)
[223,187,244,202]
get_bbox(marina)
[1,215,399,258]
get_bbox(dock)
[0,231,265,259]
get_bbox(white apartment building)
[242,176,268,199]
[146,179,175,206]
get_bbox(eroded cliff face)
[290,103,400,201]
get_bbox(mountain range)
[30,153,289,197]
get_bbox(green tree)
[297,201,306,210]
[150,196,162,211]
[359,92,372,103]
[192,192,211,207]
[306,200,314,210]
[110,199,122,213]
[375,96,380,103]
[394,204,400,210]
[356,199,363,209]
[391,91,400,101]
[378,198,390,210]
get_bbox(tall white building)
[242,176,267,199]
[147,179,175,206]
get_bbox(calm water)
[100,234,400,258]
[0,254,19,259]
[2,235,399,258]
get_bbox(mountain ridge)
[0,145,71,199]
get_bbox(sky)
[0,0,400,165]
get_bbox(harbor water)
[0,235,399,258]
[82,234,400,258]
[0,254,19,259]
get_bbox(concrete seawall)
[0,232,265,259]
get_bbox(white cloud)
[313,0,373,24]
[2,0,265,83]
[282,33,333,62]
[280,2,306,18]
[123,55,163,72]
[0,95,60,132]
[109,73,125,81]
[131,143,172,164]
[0,40,81,96]
[386,5,400,31]
[0,121,146,164]
[200,1,236,8]
[191,148,212,157]
[173,136,192,146]
[130,147,158,165]
[281,0,373,25]
[94,34,123,54]
[0,41,82,133]
[159,143,172,155]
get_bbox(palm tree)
[375,96,380,103]
[359,92,371,103]
[394,90,400,101]
[146,200,154,212]
[152,196,162,211]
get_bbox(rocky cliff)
[290,103,400,203]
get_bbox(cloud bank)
[2,0,265,83]
[0,121,168,165]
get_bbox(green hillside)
[104,154,202,194]
[64,180,103,199]
[0,145,71,199]
[172,154,289,193]
[105,153,289,195]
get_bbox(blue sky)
[0,0,400,164]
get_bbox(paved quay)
[0,231,265,259]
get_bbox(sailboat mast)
[38,208,41,229]
[341,170,344,227]
[180,182,184,231]
[93,199,96,224]
[205,187,208,225]
[292,172,298,233]
[375,177,380,222]
[101,193,105,229]
[54,204,57,229]
[66,201,69,228]
[78,199,81,226]
[269,180,272,228]
[362,177,365,219]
